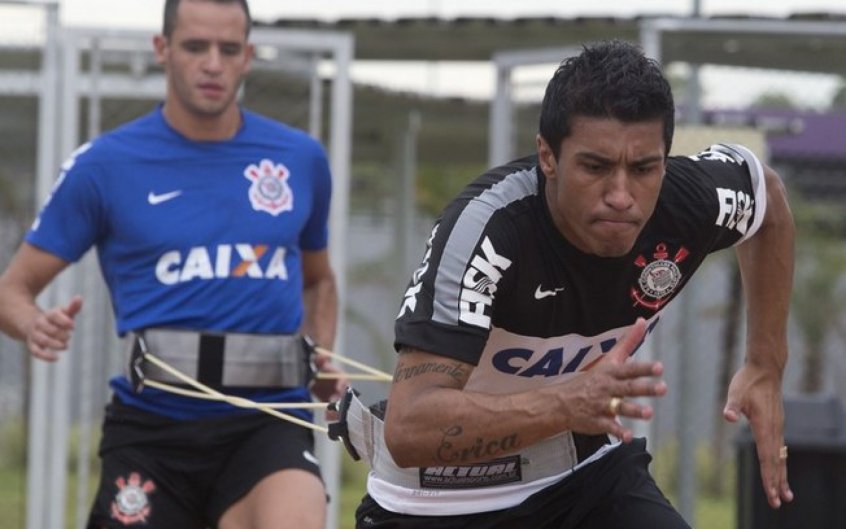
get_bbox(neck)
[162,103,242,141]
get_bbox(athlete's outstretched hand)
[25,295,83,362]
[310,354,348,403]
[724,363,793,509]
[556,318,666,442]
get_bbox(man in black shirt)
[353,40,794,529]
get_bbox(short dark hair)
[538,40,675,158]
[163,0,252,38]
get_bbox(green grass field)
[0,467,25,528]
[339,456,369,529]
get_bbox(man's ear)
[153,35,168,66]
[536,134,557,179]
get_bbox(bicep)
[734,164,794,267]
[759,164,792,230]
[0,242,69,298]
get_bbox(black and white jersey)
[373,144,766,514]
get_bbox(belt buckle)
[327,386,361,461]
[301,335,318,386]
[128,332,150,393]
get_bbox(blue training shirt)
[26,106,332,420]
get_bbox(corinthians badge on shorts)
[110,472,156,525]
[631,243,689,311]
[244,159,294,216]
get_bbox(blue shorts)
[355,438,690,529]
[87,399,323,529]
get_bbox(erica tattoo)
[434,425,520,464]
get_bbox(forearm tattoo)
[393,360,467,383]
[434,425,521,464]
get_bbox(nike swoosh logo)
[147,190,183,205]
[534,285,565,300]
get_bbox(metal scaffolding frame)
[489,17,846,168]
[487,46,580,168]
[0,3,353,527]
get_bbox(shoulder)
[71,110,165,167]
[662,143,764,204]
[666,143,763,183]
[451,155,540,213]
[241,110,325,154]
[658,143,766,241]
[436,156,540,256]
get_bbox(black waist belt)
[125,329,313,389]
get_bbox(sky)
[3,0,844,107]
[52,0,846,26]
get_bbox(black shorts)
[355,438,691,529]
[87,399,323,529]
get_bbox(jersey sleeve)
[298,141,332,251]
[708,143,767,245]
[25,142,107,263]
[664,142,767,252]
[393,199,519,366]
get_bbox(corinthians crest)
[244,159,294,216]
[111,472,156,525]
[631,243,689,311]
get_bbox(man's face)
[537,116,667,257]
[154,0,253,119]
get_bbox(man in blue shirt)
[0,1,343,527]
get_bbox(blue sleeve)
[25,142,107,262]
[298,142,332,251]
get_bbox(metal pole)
[488,64,513,167]
[74,37,105,527]
[309,53,323,140]
[41,29,83,529]
[676,284,698,524]
[639,20,663,64]
[687,0,704,124]
[320,33,354,529]
[675,2,703,524]
[87,36,102,139]
[26,4,60,529]
[398,110,421,282]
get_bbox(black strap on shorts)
[574,433,612,462]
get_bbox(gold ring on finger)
[609,397,623,416]
[779,445,788,460]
